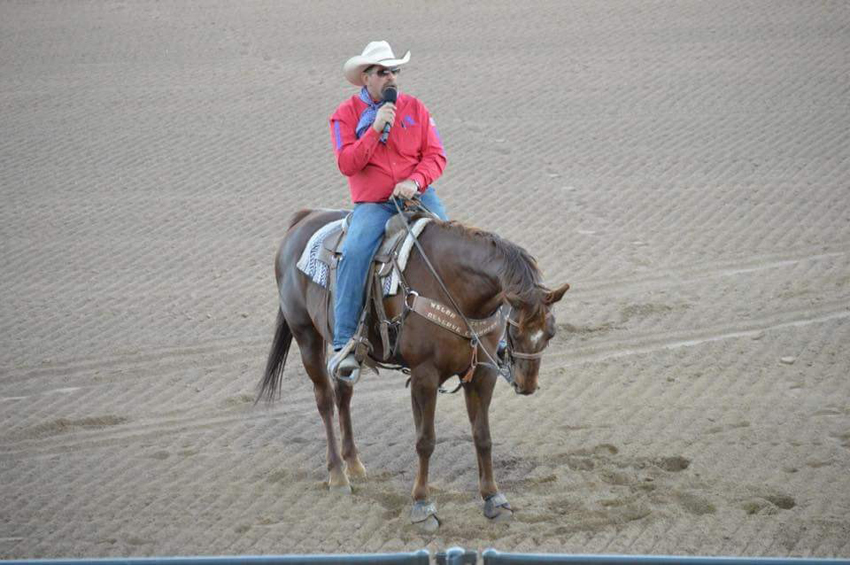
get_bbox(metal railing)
[0,551,430,565]
[478,551,850,565]
[4,549,849,565]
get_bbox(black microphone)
[379,86,397,144]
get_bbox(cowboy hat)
[343,41,411,86]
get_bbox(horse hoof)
[411,500,440,534]
[346,460,367,479]
[488,506,514,523]
[415,515,440,534]
[484,492,512,522]
[328,482,352,495]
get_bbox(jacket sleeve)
[408,103,447,191]
[329,105,380,177]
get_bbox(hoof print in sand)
[742,493,796,515]
[656,456,691,472]
[675,491,717,516]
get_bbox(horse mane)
[435,220,547,325]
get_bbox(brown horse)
[257,208,569,531]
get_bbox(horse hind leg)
[294,324,351,494]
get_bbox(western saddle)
[316,213,425,367]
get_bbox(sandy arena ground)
[1,1,849,560]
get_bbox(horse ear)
[543,283,570,305]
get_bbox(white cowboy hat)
[343,41,411,86]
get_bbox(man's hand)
[372,103,396,133]
[392,179,419,200]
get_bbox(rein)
[390,197,543,388]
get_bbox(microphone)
[379,86,397,144]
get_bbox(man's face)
[363,66,400,101]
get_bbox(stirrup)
[327,340,362,385]
[336,354,361,385]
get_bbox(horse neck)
[420,225,505,319]
[425,222,546,323]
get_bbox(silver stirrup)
[327,340,361,385]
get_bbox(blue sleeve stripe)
[434,126,446,157]
[333,120,342,150]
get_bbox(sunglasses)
[375,67,401,77]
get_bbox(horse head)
[503,282,570,395]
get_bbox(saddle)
[312,213,430,365]
[317,213,410,288]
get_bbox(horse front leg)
[464,368,513,521]
[409,365,440,533]
[334,379,366,478]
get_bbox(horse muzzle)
[500,361,539,395]
[512,381,539,396]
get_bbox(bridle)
[494,310,549,389]
[391,197,549,391]
[505,314,549,360]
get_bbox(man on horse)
[327,40,449,383]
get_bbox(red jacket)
[329,92,447,203]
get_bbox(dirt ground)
[1,0,849,560]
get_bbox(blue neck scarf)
[355,87,387,141]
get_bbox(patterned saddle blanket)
[296,216,432,296]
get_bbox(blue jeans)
[332,187,448,350]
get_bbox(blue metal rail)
[1,550,430,565]
[479,550,850,565]
[4,549,849,565]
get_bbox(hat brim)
[343,50,411,86]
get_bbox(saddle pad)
[295,218,344,289]
[295,217,432,296]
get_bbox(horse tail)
[256,308,293,404]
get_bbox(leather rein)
[390,198,547,388]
